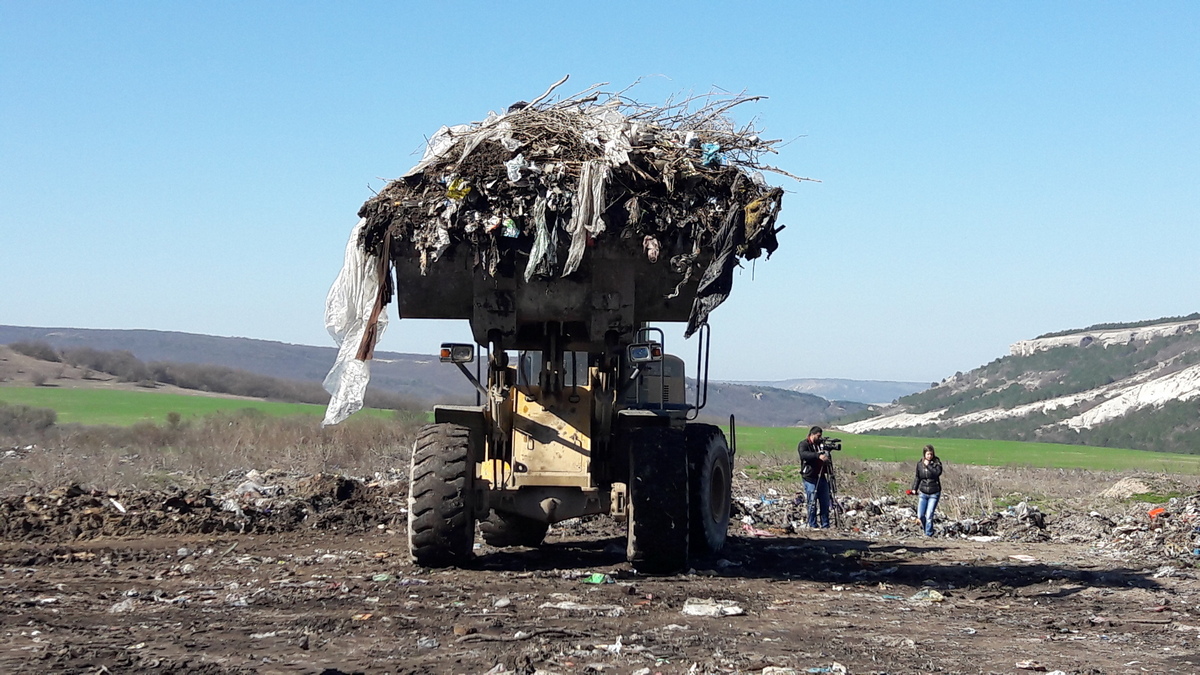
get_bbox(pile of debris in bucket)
[355,76,800,333]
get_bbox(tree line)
[6,340,420,411]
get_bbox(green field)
[6,386,1200,473]
[0,386,394,426]
[728,425,1200,473]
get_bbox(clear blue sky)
[2,2,1197,382]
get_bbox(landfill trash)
[108,599,137,614]
[1152,566,1178,579]
[581,573,614,584]
[681,597,745,617]
[742,523,776,537]
[804,664,848,675]
[908,589,945,603]
[371,573,392,582]
[417,636,439,649]
[1148,507,1167,520]
[595,635,623,654]
[1014,661,1048,671]
[351,612,372,621]
[493,597,512,608]
[1009,554,1037,562]
[761,668,798,675]
[539,601,625,617]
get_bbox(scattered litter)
[1153,566,1179,579]
[539,601,625,617]
[417,636,439,649]
[908,589,945,603]
[108,599,137,614]
[681,598,745,617]
[742,523,776,537]
[581,573,613,584]
[1009,554,1038,563]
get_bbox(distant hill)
[733,378,929,405]
[839,316,1200,453]
[688,379,869,427]
[0,326,476,404]
[0,325,867,427]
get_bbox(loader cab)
[623,354,686,409]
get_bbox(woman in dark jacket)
[911,445,943,536]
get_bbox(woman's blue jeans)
[917,491,941,536]
[804,478,831,528]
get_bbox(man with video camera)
[797,425,834,529]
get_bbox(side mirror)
[626,342,663,364]
[440,343,475,364]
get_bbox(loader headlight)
[440,343,475,363]
[626,342,663,364]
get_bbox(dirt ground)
[2,507,1198,675]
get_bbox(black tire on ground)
[408,423,475,567]
[626,426,689,574]
[479,510,549,548]
[686,423,732,557]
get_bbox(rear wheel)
[479,510,549,548]
[686,424,732,557]
[408,423,475,567]
[626,426,689,574]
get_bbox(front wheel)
[626,426,689,574]
[686,423,732,557]
[408,423,476,567]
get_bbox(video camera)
[819,438,843,452]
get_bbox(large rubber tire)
[686,423,732,557]
[479,510,549,548]
[408,423,475,567]
[626,426,689,574]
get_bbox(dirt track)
[2,517,1197,675]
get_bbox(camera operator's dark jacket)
[912,459,943,495]
[797,439,831,483]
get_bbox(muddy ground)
[2,490,1198,675]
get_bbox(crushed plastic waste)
[539,601,625,617]
[907,588,945,603]
[681,597,745,617]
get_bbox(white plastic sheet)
[322,219,388,426]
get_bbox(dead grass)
[0,411,423,495]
